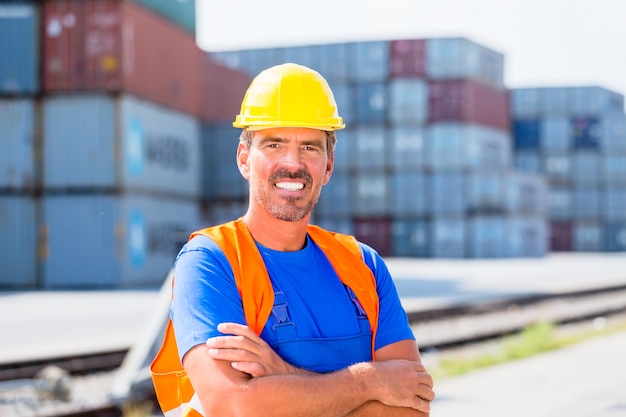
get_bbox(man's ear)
[236,142,250,180]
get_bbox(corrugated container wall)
[43,94,200,197]
[0,196,37,288]
[41,193,201,288]
[428,79,510,131]
[389,39,426,78]
[42,0,202,118]
[0,99,36,190]
[425,37,504,89]
[201,57,250,122]
[0,3,39,95]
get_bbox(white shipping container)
[43,94,201,197]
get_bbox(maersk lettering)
[145,135,188,171]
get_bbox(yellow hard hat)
[233,63,345,131]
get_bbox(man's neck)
[242,211,310,252]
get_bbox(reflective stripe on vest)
[150,218,380,416]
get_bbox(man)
[151,63,434,416]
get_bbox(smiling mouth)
[275,182,305,191]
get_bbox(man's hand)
[206,322,308,377]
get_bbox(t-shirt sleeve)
[170,235,246,363]
[358,242,415,351]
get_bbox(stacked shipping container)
[511,86,626,252]
[0,0,251,289]
[210,37,548,258]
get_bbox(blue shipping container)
[506,216,547,258]
[390,171,427,217]
[547,186,572,220]
[571,188,600,220]
[504,172,546,215]
[429,217,466,258]
[0,195,37,288]
[43,94,201,197]
[349,41,390,82]
[353,82,387,124]
[599,114,626,153]
[0,99,36,190]
[427,171,466,216]
[352,125,387,172]
[605,222,626,252]
[467,215,506,258]
[513,119,541,149]
[318,43,350,83]
[387,78,428,125]
[392,219,429,257]
[317,172,351,217]
[601,155,626,186]
[540,116,570,152]
[466,172,504,212]
[514,151,542,174]
[571,116,601,149]
[573,221,605,252]
[0,3,39,94]
[387,126,426,171]
[602,188,626,221]
[201,123,247,200]
[42,193,201,288]
[350,172,389,216]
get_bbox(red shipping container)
[353,217,393,257]
[549,221,573,252]
[428,79,510,131]
[201,56,251,123]
[389,39,426,78]
[42,0,202,118]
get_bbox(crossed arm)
[183,322,435,417]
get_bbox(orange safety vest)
[150,219,380,417]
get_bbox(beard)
[253,168,320,222]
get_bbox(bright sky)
[196,0,626,100]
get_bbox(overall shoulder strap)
[306,224,380,359]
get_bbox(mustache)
[269,168,313,185]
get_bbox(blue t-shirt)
[171,233,414,370]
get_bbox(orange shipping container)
[42,0,202,118]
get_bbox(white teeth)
[276,182,304,191]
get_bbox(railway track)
[2,284,626,417]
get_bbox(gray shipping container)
[43,94,200,197]
[41,193,201,288]
[0,195,37,288]
[0,99,36,190]
[0,3,39,94]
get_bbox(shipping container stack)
[511,86,626,252]
[0,1,40,289]
[0,0,252,289]
[210,37,548,258]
